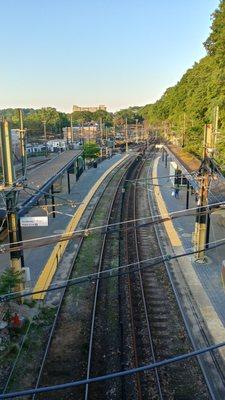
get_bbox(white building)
[47,140,66,152]
[26,143,45,154]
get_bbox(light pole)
[125,118,128,153]
[70,114,74,144]
[99,117,103,145]
[43,120,48,157]
[1,120,24,293]
[135,118,138,143]
[18,109,27,176]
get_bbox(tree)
[83,142,100,160]
[0,107,70,136]
[204,0,225,63]
[91,110,113,126]
[139,0,225,166]
[0,269,23,295]
[114,107,144,125]
[71,111,93,125]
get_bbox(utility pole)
[194,123,215,261]
[81,121,84,144]
[99,117,103,145]
[182,113,186,148]
[125,118,128,153]
[43,120,48,157]
[212,106,219,152]
[105,126,108,156]
[18,109,27,177]
[70,114,74,144]
[0,120,24,291]
[163,121,167,141]
[113,120,116,137]
[135,118,138,143]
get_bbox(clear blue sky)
[0,0,220,112]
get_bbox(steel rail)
[121,147,163,399]
[84,156,136,400]
[2,155,133,398]
[32,156,134,400]
[147,150,221,399]
[132,151,164,399]
[123,160,143,399]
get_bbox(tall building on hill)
[72,105,107,113]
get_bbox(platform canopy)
[164,144,225,206]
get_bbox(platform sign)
[20,216,48,227]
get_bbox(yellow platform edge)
[152,157,182,247]
[33,155,129,300]
[152,156,225,360]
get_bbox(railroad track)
[85,155,147,400]
[82,149,163,400]
[16,158,49,176]
[1,155,134,398]
[2,147,216,399]
[119,146,209,399]
[120,151,163,399]
[74,146,210,400]
[148,152,225,398]
[30,154,136,400]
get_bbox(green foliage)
[204,0,225,63]
[83,142,100,159]
[0,107,69,135]
[0,269,23,295]
[114,106,144,124]
[71,110,113,127]
[140,0,225,164]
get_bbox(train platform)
[152,152,225,357]
[0,153,125,286]
[18,148,83,215]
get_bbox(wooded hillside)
[141,0,225,166]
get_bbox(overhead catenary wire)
[0,198,224,255]
[1,235,225,303]
[21,189,81,210]
[125,171,197,183]
[1,340,225,399]
[1,148,221,398]
[23,185,79,208]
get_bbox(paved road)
[157,153,225,325]
[0,153,123,286]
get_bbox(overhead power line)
[0,199,224,255]
[125,171,197,183]
[1,340,225,399]
[23,185,79,208]
[1,235,225,303]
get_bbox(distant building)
[72,105,107,113]
[63,127,75,142]
[47,140,66,152]
[63,126,98,142]
[26,143,45,154]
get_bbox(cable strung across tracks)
[1,155,135,398]
[1,341,225,399]
[2,146,225,399]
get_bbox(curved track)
[3,146,221,399]
[31,155,136,400]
